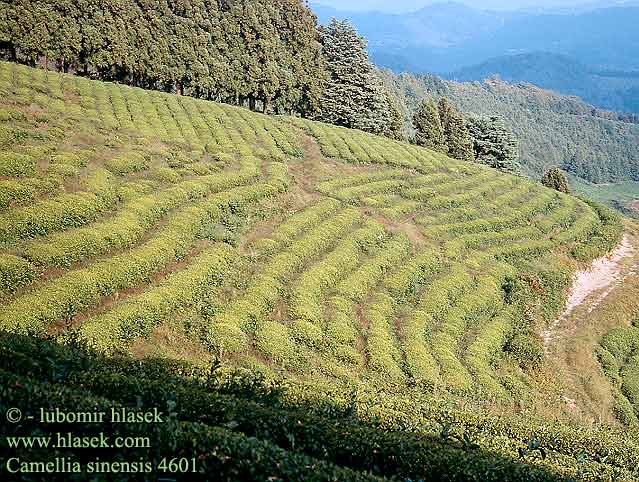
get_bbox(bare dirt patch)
[129,322,213,365]
[535,227,639,425]
[543,234,636,352]
[371,214,429,246]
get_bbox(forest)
[380,71,639,184]
[0,0,325,115]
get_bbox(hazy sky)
[312,0,611,13]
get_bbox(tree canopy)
[314,19,398,138]
[0,0,325,116]
[412,99,446,152]
[378,70,639,183]
[411,97,473,161]
[466,114,520,174]
[439,97,474,162]
[541,168,571,193]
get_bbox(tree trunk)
[249,96,256,112]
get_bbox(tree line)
[380,70,639,183]
[0,0,325,116]
[0,2,403,135]
[0,2,519,166]
[412,97,520,173]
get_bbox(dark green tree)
[316,19,392,136]
[413,99,446,151]
[384,92,406,141]
[437,97,473,161]
[0,0,324,117]
[444,109,473,161]
[437,97,454,132]
[466,114,520,173]
[541,168,570,193]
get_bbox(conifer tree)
[384,92,407,141]
[448,112,474,161]
[0,0,324,117]
[316,19,391,136]
[541,168,571,193]
[466,114,520,173]
[438,98,473,161]
[413,99,446,151]
[437,97,454,134]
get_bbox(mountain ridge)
[446,52,639,113]
[379,69,639,185]
[311,3,639,74]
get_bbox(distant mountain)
[311,2,512,49]
[447,7,639,73]
[518,0,639,14]
[447,52,639,113]
[311,3,639,75]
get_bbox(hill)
[1,61,638,480]
[447,52,639,114]
[379,71,639,187]
[569,174,639,219]
[447,6,639,73]
[311,2,518,73]
[312,2,509,50]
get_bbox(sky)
[311,0,618,13]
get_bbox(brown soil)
[543,234,636,352]
[538,225,639,425]
[371,214,429,247]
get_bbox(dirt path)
[543,234,637,353]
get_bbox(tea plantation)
[0,62,637,480]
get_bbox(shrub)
[0,254,36,296]
[104,152,150,175]
[505,330,545,370]
[0,151,36,176]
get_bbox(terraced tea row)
[0,62,631,480]
[598,321,639,427]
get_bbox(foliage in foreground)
[1,333,638,481]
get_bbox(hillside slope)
[0,62,636,480]
[380,71,639,184]
[447,52,639,114]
